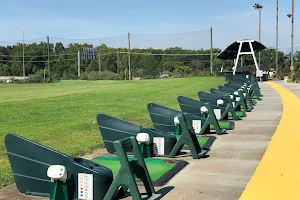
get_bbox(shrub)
[295,70,300,83]
[173,66,192,77]
[89,70,122,80]
[24,70,45,83]
[198,70,212,77]
[22,70,60,83]
[277,73,284,80]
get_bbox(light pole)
[276,0,279,79]
[253,3,263,70]
[22,29,27,78]
[287,0,295,82]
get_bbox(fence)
[1,29,299,80]
[0,29,216,80]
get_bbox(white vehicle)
[159,74,170,78]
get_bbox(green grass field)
[0,77,225,188]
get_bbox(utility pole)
[22,29,26,77]
[259,7,261,69]
[276,0,279,78]
[292,0,295,82]
[128,32,131,80]
[253,3,263,70]
[43,68,46,83]
[210,27,213,74]
[287,0,295,82]
[77,51,81,77]
[117,51,120,73]
[98,49,101,75]
[47,36,50,79]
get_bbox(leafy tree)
[55,42,64,54]
[138,55,161,78]
[173,65,192,77]
[0,64,10,75]
[0,39,294,82]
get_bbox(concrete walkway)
[240,82,300,200]
[0,82,283,200]
[272,80,300,98]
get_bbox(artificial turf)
[92,156,176,182]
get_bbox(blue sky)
[0,0,299,52]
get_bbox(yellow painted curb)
[239,82,300,200]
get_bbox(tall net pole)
[98,50,101,75]
[22,29,26,77]
[77,51,80,77]
[128,32,131,80]
[258,8,262,70]
[210,27,213,74]
[276,0,279,78]
[47,36,50,78]
[291,0,295,82]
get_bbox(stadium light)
[253,3,263,70]
[22,29,27,78]
[287,0,295,82]
[276,0,279,79]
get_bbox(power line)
[0,52,78,58]
[0,58,77,63]
[130,29,211,36]
[0,37,47,43]
[0,30,211,42]
[49,34,128,41]
[117,52,218,56]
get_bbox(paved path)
[271,80,300,98]
[240,82,300,200]
[0,82,285,200]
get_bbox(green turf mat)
[175,135,209,147]
[228,111,245,117]
[210,121,235,130]
[240,104,252,109]
[92,156,176,182]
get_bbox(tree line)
[0,42,299,82]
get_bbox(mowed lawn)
[0,77,225,187]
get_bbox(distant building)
[0,76,28,83]
[159,74,170,78]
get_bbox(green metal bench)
[148,103,210,135]
[197,91,246,120]
[97,113,176,158]
[97,113,207,159]
[209,88,244,112]
[211,88,252,112]
[228,80,262,100]
[177,96,230,134]
[223,83,257,105]
[230,76,263,98]
[218,85,254,110]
